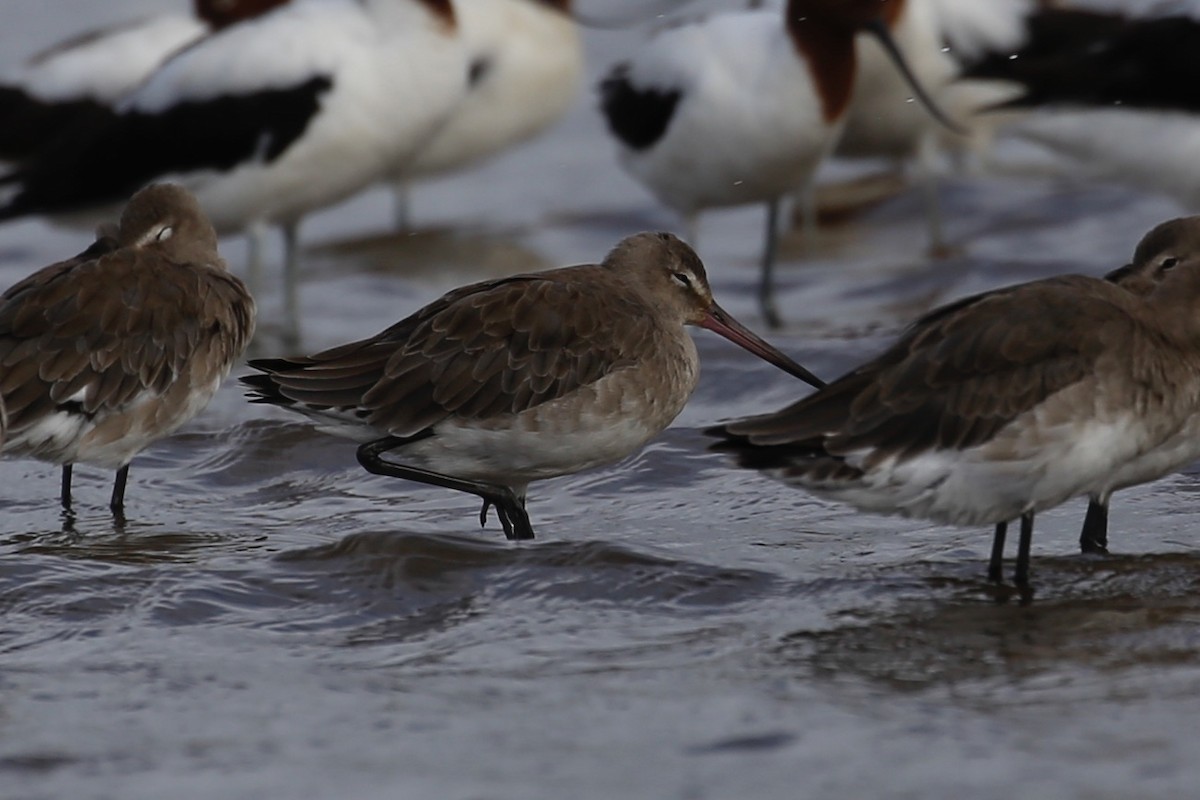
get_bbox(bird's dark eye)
[1160,255,1179,271]
[671,271,691,288]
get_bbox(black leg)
[1014,512,1034,589]
[357,437,534,541]
[987,521,1007,583]
[758,198,783,329]
[110,464,130,513]
[60,464,73,510]
[1079,496,1109,554]
[477,498,515,539]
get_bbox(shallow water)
[4,2,1200,799]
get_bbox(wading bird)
[244,232,821,539]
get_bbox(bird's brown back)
[0,237,254,436]
[247,265,669,437]
[714,276,1144,469]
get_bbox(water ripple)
[278,530,780,611]
[774,553,1200,693]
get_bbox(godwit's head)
[1123,216,1200,301]
[605,232,825,390]
[118,183,220,264]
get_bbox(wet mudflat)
[3,2,1200,798]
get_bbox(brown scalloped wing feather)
[0,246,254,431]
[255,267,653,437]
[721,276,1127,466]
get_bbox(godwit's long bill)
[0,184,255,514]
[709,215,1200,593]
[244,232,821,541]
[598,0,962,328]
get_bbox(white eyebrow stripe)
[134,224,173,247]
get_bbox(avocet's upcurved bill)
[0,0,469,344]
[816,0,1034,253]
[598,0,961,330]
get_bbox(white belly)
[793,405,1174,527]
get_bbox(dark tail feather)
[240,369,295,406]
